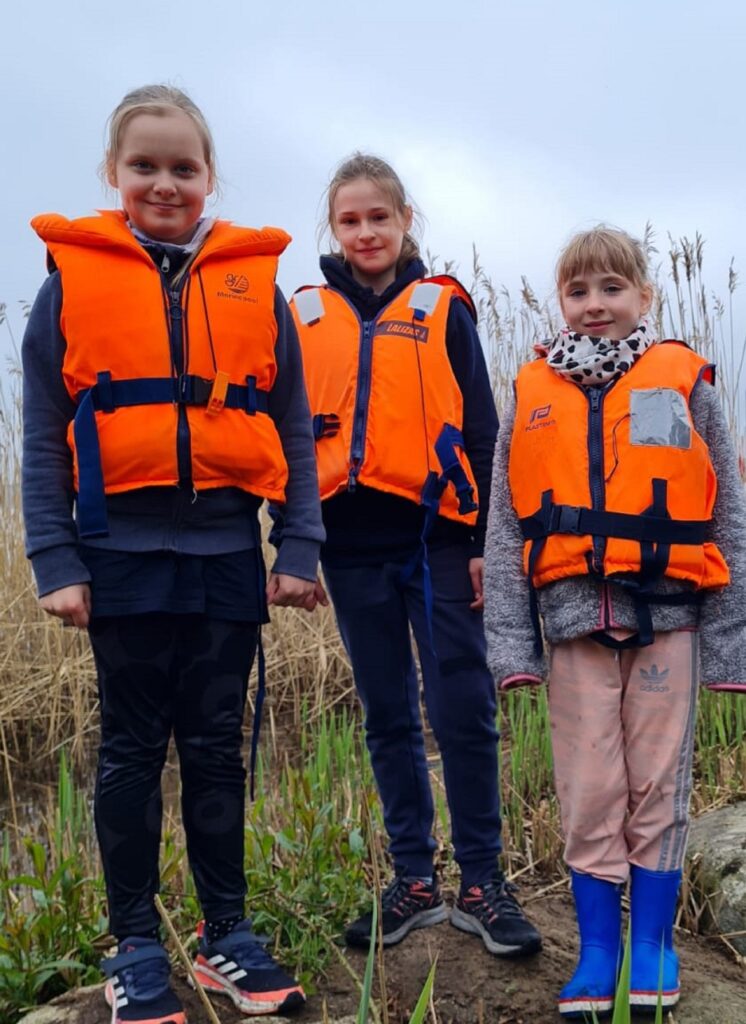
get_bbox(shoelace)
[473,879,524,919]
[381,875,429,911]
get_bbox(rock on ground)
[688,801,746,955]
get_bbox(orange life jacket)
[509,342,729,648]
[31,210,291,538]
[289,276,479,526]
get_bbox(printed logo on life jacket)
[217,272,258,304]
[639,664,670,692]
[374,320,429,343]
[526,404,556,431]
[225,273,249,294]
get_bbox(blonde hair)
[103,84,217,183]
[322,152,421,268]
[556,226,650,290]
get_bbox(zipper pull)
[161,252,171,274]
[347,468,357,492]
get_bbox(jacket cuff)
[486,638,547,687]
[469,525,486,558]
[499,673,544,692]
[31,544,92,598]
[270,537,320,583]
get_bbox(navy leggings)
[323,544,502,887]
[89,614,257,939]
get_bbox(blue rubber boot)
[557,871,622,1018]
[629,865,681,1013]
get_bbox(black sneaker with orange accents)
[450,874,542,957]
[345,875,448,948]
[101,937,185,1024]
[191,919,305,1016]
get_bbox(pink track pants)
[548,629,699,884]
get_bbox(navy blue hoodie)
[316,256,498,567]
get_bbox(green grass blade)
[654,935,665,1024]
[407,957,437,1024]
[357,895,377,1024]
[611,925,631,1024]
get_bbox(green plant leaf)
[654,935,665,1024]
[611,925,632,1024]
[357,896,377,1024]
[407,957,437,1024]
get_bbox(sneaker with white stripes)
[101,937,185,1024]
[192,919,305,1016]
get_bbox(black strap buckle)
[313,413,341,440]
[177,374,213,405]
[456,484,478,516]
[553,505,583,535]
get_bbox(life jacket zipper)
[348,317,376,491]
[161,275,192,487]
[587,387,606,573]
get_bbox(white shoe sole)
[629,988,680,1010]
[347,903,449,948]
[189,962,305,1016]
[557,993,614,1017]
[450,907,542,957]
[381,904,449,946]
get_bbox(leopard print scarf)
[543,321,657,386]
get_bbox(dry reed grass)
[1,227,743,787]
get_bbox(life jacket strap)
[433,423,478,516]
[521,484,708,654]
[73,372,271,538]
[76,372,270,415]
[398,470,443,653]
[398,425,478,655]
[249,625,266,801]
[519,501,708,547]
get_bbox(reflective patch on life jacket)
[408,282,443,319]
[630,388,692,449]
[294,287,325,326]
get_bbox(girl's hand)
[39,584,91,628]
[266,573,328,612]
[312,577,330,608]
[468,557,484,611]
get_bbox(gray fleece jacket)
[483,368,746,693]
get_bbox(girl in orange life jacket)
[22,85,324,1023]
[289,153,541,956]
[483,225,746,1017]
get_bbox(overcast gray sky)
[2,0,745,365]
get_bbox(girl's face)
[560,269,652,341]
[108,109,213,244]
[332,177,412,293]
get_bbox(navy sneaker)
[345,875,448,948]
[451,874,542,957]
[101,937,185,1024]
[192,919,305,1016]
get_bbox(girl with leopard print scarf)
[483,226,746,1017]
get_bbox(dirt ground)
[31,882,746,1024]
